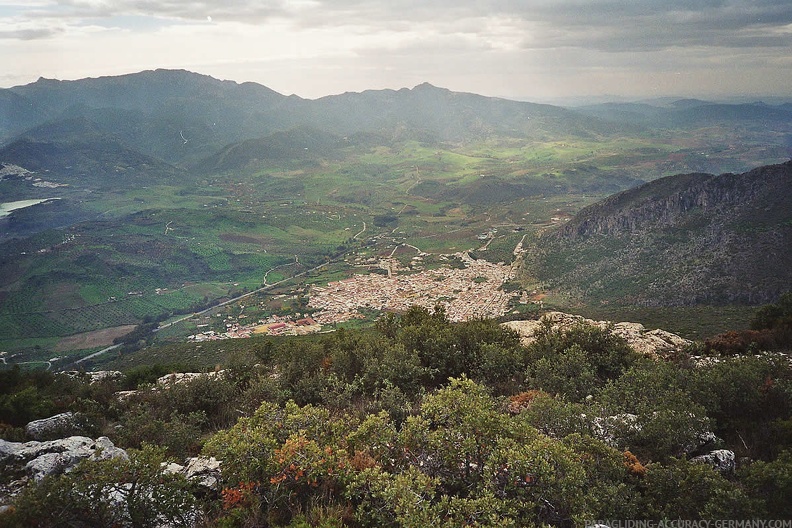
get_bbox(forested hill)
[526,160,792,306]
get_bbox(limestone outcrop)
[1,431,223,513]
[24,412,86,441]
[156,371,225,386]
[502,311,691,359]
[0,435,128,482]
[61,370,123,383]
[533,162,792,306]
[163,456,222,490]
[691,449,736,474]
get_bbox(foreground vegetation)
[2,296,792,526]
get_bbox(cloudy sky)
[2,0,792,101]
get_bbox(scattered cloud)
[0,26,63,40]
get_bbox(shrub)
[7,445,199,527]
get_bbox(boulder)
[156,371,225,387]
[161,461,185,474]
[24,412,86,441]
[687,431,719,456]
[86,371,123,383]
[1,436,93,466]
[0,438,22,465]
[60,370,123,383]
[92,436,129,462]
[184,456,221,487]
[0,436,128,482]
[26,452,79,482]
[589,413,640,447]
[162,456,222,490]
[115,390,139,402]
[586,413,717,456]
[691,449,736,474]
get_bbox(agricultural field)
[2,110,790,367]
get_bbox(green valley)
[1,70,791,366]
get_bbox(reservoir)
[0,198,59,218]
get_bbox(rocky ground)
[0,411,221,515]
[503,311,692,359]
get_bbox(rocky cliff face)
[527,161,792,306]
[560,161,791,239]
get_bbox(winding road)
[352,221,367,240]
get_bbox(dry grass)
[54,325,137,352]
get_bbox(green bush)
[7,445,199,527]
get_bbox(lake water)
[0,198,59,218]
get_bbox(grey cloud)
[0,27,63,40]
[303,0,792,53]
[53,0,289,21]
[45,0,792,25]
[488,1,792,52]
[20,0,792,53]
[520,21,791,53]
[43,0,792,31]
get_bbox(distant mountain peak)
[31,77,61,86]
[412,82,445,92]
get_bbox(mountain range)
[3,69,791,173]
[1,69,621,169]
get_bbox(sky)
[2,1,792,102]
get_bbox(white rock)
[114,390,139,402]
[60,370,123,383]
[159,456,222,489]
[87,371,123,383]
[691,449,736,473]
[25,412,83,441]
[156,371,224,386]
[183,456,222,489]
[161,462,185,475]
[11,436,95,464]
[502,311,691,359]
[26,452,73,482]
[1,436,127,483]
[0,439,23,464]
[590,413,639,447]
[91,436,129,462]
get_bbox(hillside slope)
[526,161,792,306]
[0,117,183,188]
